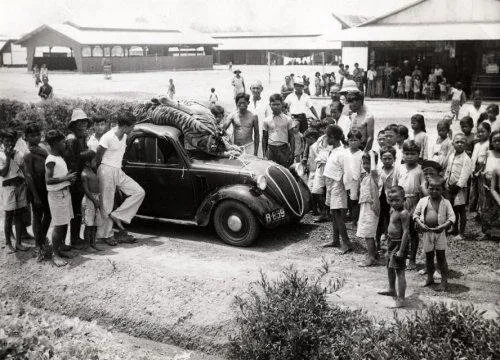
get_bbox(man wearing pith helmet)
[249,80,270,157]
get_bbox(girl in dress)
[481,130,500,241]
[469,122,491,214]
[411,114,428,161]
[430,119,453,170]
[357,151,380,266]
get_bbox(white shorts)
[325,177,347,210]
[312,166,326,194]
[82,193,103,227]
[48,188,74,226]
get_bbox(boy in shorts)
[0,129,28,253]
[81,150,103,251]
[378,186,410,308]
[413,176,455,291]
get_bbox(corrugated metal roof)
[211,32,322,38]
[214,34,341,51]
[323,22,500,41]
[17,22,218,46]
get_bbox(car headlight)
[256,175,267,190]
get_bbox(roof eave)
[358,0,427,27]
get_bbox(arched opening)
[33,45,76,70]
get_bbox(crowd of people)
[32,64,53,100]
[3,65,499,309]
[1,109,145,266]
[221,68,499,308]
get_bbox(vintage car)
[122,123,311,246]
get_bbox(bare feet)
[378,290,396,297]
[407,261,417,270]
[15,242,28,251]
[394,298,406,308]
[60,243,72,251]
[90,243,103,251]
[322,242,340,248]
[6,244,16,254]
[359,258,376,267]
[115,230,137,244]
[102,237,117,246]
[340,247,353,255]
[421,279,435,287]
[52,255,68,267]
[435,282,448,292]
[57,250,73,259]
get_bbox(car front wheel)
[213,200,260,246]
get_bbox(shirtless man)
[223,93,259,156]
[346,90,375,151]
[378,186,410,308]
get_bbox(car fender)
[195,184,280,226]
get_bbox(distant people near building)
[338,63,346,88]
[281,75,294,99]
[209,88,219,106]
[413,76,421,100]
[40,64,48,80]
[412,65,422,81]
[101,58,111,80]
[285,76,319,135]
[344,65,351,80]
[352,63,365,93]
[167,79,175,100]
[228,61,233,70]
[450,82,467,120]
[38,76,53,100]
[383,63,392,98]
[439,77,448,102]
[290,73,295,86]
[231,69,245,98]
[459,90,486,127]
[314,72,322,96]
[222,93,259,156]
[389,66,400,99]
[248,80,270,157]
[33,65,41,87]
[366,65,377,98]
[303,75,311,95]
[262,93,295,167]
[404,72,412,99]
[434,64,444,98]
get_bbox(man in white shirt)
[284,76,319,134]
[366,65,377,98]
[96,115,145,245]
[248,80,270,157]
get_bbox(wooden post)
[267,51,271,85]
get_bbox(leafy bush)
[229,268,500,360]
[0,98,137,134]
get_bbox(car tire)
[213,200,260,247]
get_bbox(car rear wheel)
[213,200,260,246]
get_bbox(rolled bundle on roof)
[133,98,227,156]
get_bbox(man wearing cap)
[341,80,375,151]
[231,69,245,98]
[248,80,270,157]
[64,108,90,249]
[284,77,319,135]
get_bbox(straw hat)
[233,69,242,74]
[339,79,361,94]
[69,108,89,126]
[294,77,304,86]
[250,80,263,89]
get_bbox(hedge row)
[230,268,500,360]
[0,98,137,133]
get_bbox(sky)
[0,0,413,37]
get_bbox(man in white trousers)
[96,114,145,246]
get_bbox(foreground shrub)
[0,97,137,133]
[229,268,500,360]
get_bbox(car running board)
[135,215,197,226]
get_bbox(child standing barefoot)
[469,122,491,213]
[81,151,103,251]
[23,122,51,260]
[393,140,426,270]
[0,130,28,253]
[445,134,472,240]
[323,125,352,254]
[376,146,396,255]
[45,130,77,267]
[414,176,455,292]
[378,186,410,308]
[357,151,380,266]
[344,130,364,227]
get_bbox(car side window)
[126,136,180,165]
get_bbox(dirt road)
[1,214,498,356]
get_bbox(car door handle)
[181,167,186,179]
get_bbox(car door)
[123,133,197,220]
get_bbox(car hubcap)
[227,214,243,232]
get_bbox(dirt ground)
[1,212,499,356]
[0,66,499,357]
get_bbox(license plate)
[265,208,286,223]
